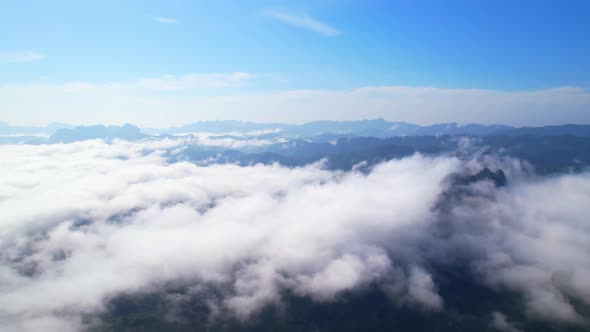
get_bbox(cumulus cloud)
[0,138,589,330]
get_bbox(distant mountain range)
[2,119,590,145]
[169,135,590,174]
[148,119,590,137]
[155,119,515,137]
[48,123,146,143]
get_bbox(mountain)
[164,120,292,134]
[160,119,590,138]
[164,134,590,174]
[49,124,146,143]
[160,119,514,138]
[4,120,590,143]
[4,120,590,146]
[454,168,508,187]
[414,123,513,136]
[493,124,590,136]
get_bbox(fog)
[1,139,589,331]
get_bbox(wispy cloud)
[137,72,253,90]
[0,51,45,63]
[57,72,254,94]
[265,10,340,37]
[155,17,177,24]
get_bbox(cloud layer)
[1,82,589,127]
[1,139,590,331]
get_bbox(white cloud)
[491,312,523,332]
[58,72,253,94]
[265,10,340,36]
[137,72,253,90]
[0,51,45,63]
[405,267,444,310]
[176,132,286,150]
[2,81,589,127]
[427,171,590,323]
[155,17,177,23]
[1,139,590,330]
[0,140,456,330]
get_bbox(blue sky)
[1,0,589,126]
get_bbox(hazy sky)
[1,0,589,126]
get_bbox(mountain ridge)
[3,119,590,143]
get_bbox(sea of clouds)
[1,138,589,331]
